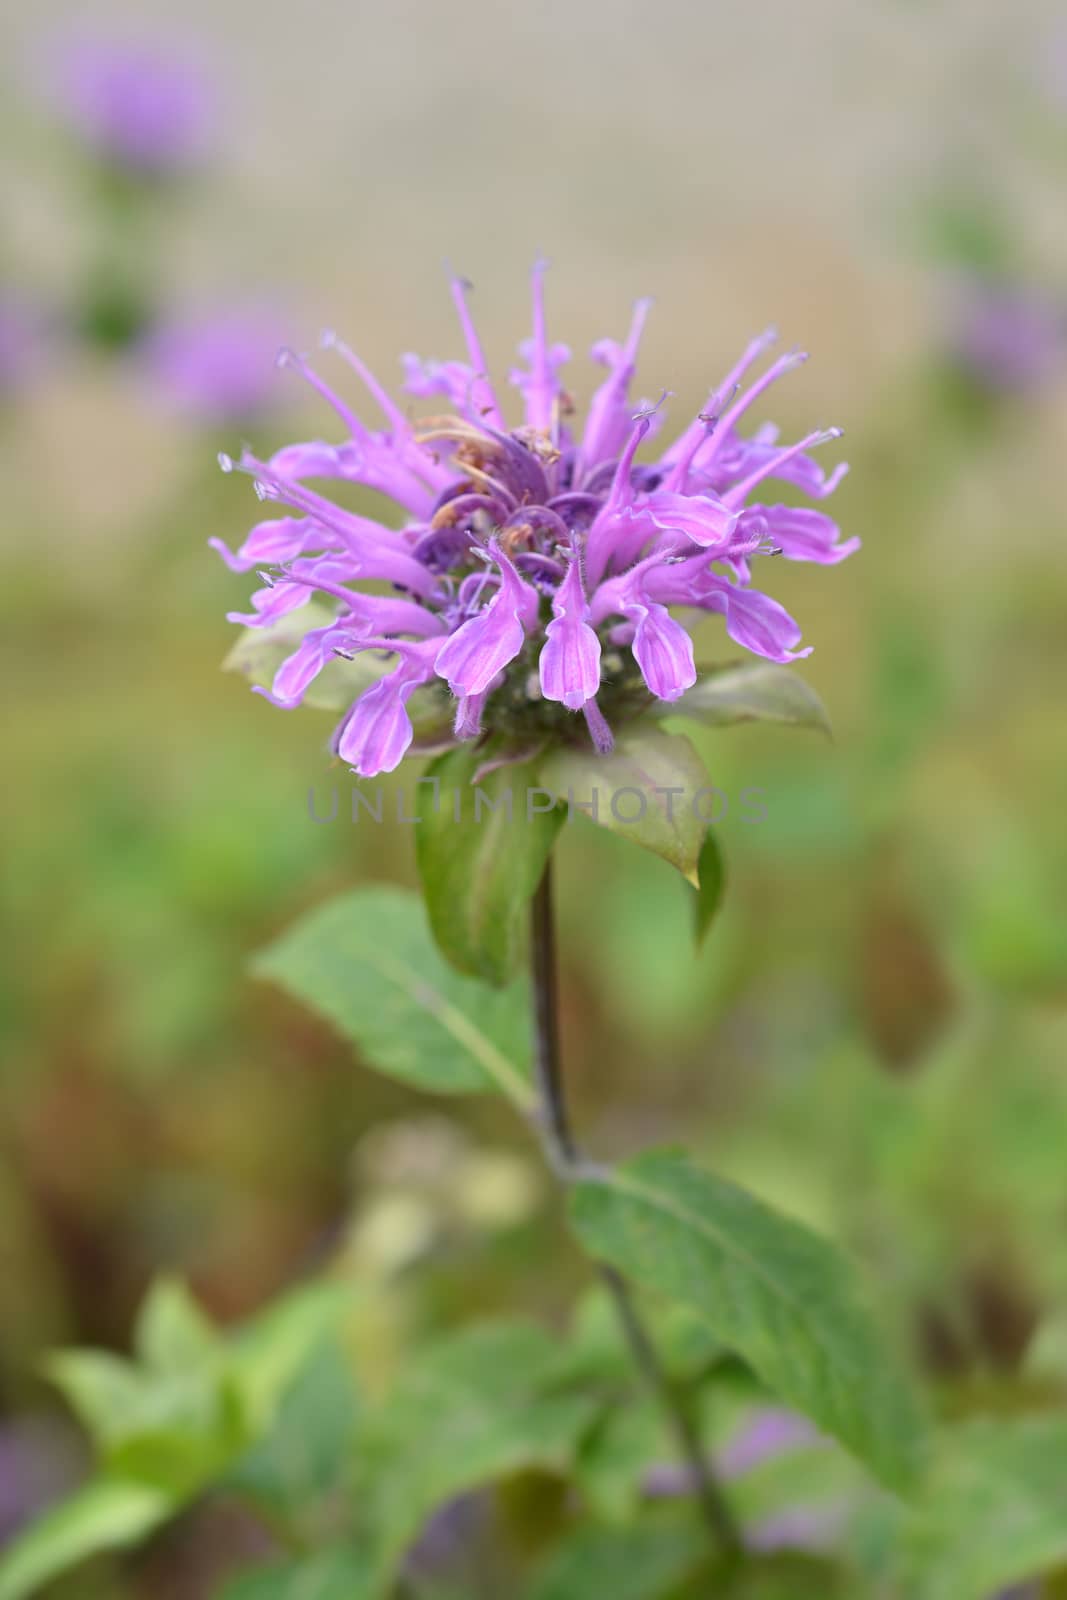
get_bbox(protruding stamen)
[698,350,808,472]
[218,451,235,473]
[724,427,844,507]
[275,346,363,436]
[319,330,413,438]
[449,275,505,428]
[525,256,554,434]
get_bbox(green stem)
[528,860,743,1562]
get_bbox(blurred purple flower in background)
[0,1419,81,1544]
[946,277,1064,395]
[142,305,291,426]
[45,34,215,175]
[214,266,857,777]
[0,295,46,399]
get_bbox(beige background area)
[4,1,1064,368]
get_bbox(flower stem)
[528,859,742,1561]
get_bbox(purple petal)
[630,600,697,701]
[701,578,812,663]
[539,560,601,710]
[434,546,538,698]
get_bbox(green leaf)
[540,729,710,884]
[900,1415,1067,1600]
[570,1151,925,1492]
[223,1338,359,1527]
[44,1350,153,1451]
[226,1282,351,1435]
[135,1277,219,1374]
[574,1400,664,1522]
[415,746,564,986]
[0,1479,172,1600]
[222,604,387,712]
[217,1544,376,1600]
[356,1320,601,1593]
[251,886,533,1107]
[691,829,726,949]
[524,1518,708,1600]
[663,663,832,737]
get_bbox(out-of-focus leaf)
[47,1282,346,1502]
[691,828,726,948]
[570,1152,925,1492]
[899,1415,1067,1600]
[225,1282,351,1434]
[523,1517,708,1600]
[44,1350,153,1450]
[415,747,563,987]
[252,886,533,1107]
[662,663,831,737]
[135,1277,219,1374]
[541,729,710,884]
[0,1479,171,1600]
[217,1543,376,1600]
[356,1320,601,1593]
[574,1400,663,1522]
[223,1338,359,1526]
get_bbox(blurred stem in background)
[76,163,170,351]
[528,859,743,1564]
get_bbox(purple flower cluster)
[142,304,289,424]
[47,35,214,175]
[214,268,858,776]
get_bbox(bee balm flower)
[214,268,858,776]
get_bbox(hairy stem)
[528,860,742,1560]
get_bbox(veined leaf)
[252,886,533,1107]
[416,746,563,987]
[541,728,710,885]
[570,1151,925,1492]
[662,663,832,737]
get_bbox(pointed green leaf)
[540,729,710,884]
[691,828,726,948]
[252,886,533,1107]
[663,663,832,736]
[44,1350,151,1451]
[0,1479,172,1600]
[901,1415,1067,1600]
[415,746,564,986]
[570,1151,925,1492]
[135,1277,219,1374]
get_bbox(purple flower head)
[142,305,291,425]
[215,269,858,776]
[45,34,214,175]
[946,277,1065,395]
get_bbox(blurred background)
[1,0,1066,1592]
